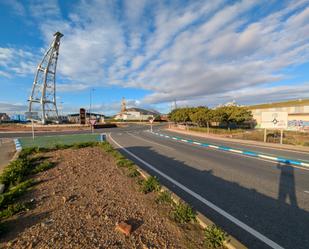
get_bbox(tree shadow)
[118,145,309,249]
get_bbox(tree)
[190,107,213,133]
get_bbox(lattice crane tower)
[28,32,63,124]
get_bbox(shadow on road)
[277,162,298,207]
[120,145,309,249]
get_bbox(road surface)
[108,125,309,249]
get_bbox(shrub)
[204,225,227,248]
[0,180,34,209]
[0,203,29,219]
[19,147,39,159]
[0,158,32,187]
[155,190,173,204]
[172,201,196,224]
[140,176,161,194]
[72,142,98,149]
[32,161,55,174]
[116,159,134,168]
[127,166,141,177]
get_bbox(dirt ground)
[0,147,205,249]
[0,139,15,173]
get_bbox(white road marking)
[209,145,219,149]
[228,149,243,154]
[109,134,285,249]
[126,132,174,151]
[193,141,202,145]
[304,191,309,194]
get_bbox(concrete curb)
[108,137,247,249]
[151,131,309,168]
[13,139,22,152]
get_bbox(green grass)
[155,190,173,205]
[19,134,100,148]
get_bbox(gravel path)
[1,147,204,249]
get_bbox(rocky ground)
[0,147,205,249]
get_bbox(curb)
[108,136,247,249]
[13,139,22,152]
[151,131,309,168]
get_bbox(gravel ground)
[0,147,204,249]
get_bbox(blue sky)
[0,0,309,115]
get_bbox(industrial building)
[248,99,309,131]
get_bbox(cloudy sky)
[1,0,309,115]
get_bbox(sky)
[0,0,309,115]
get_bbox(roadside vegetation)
[169,106,253,131]
[169,106,309,146]
[1,140,229,248]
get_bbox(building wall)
[115,111,153,121]
[251,104,309,131]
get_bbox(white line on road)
[109,134,285,249]
[126,132,175,151]
[304,191,309,194]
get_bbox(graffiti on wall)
[288,120,309,131]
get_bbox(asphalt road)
[108,126,309,249]
[159,129,309,162]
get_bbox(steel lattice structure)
[28,32,63,124]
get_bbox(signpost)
[149,118,154,132]
[261,112,288,144]
[90,119,96,133]
[25,111,38,140]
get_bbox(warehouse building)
[248,99,309,131]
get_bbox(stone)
[115,221,132,236]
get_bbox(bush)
[0,203,29,219]
[0,180,35,209]
[172,201,196,224]
[72,142,98,149]
[116,159,135,168]
[204,225,227,248]
[19,147,39,159]
[140,176,161,194]
[127,166,140,177]
[32,161,55,174]
[0,158,32,187]
[155,190,173,205]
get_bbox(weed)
[19,147,39,159]
[204,225,227,248]
[116,159,135,168]
[127,166,140,177]
[155,190,173,205]
[32,161,55,174]
[0,203,29,219]
[0,179,35,209]
[54,144,72,150]
[0,158,32,187]
[172,201,196,224]
[100,142,114,152]
[140,176,161,194]
[72,142,98,149]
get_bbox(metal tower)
[28,32,63,124]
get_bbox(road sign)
[261,112,288,129]
[149,118,154,124]
[25,111,38,120]
[90,119,96,125]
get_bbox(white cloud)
[3,0,309,111]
